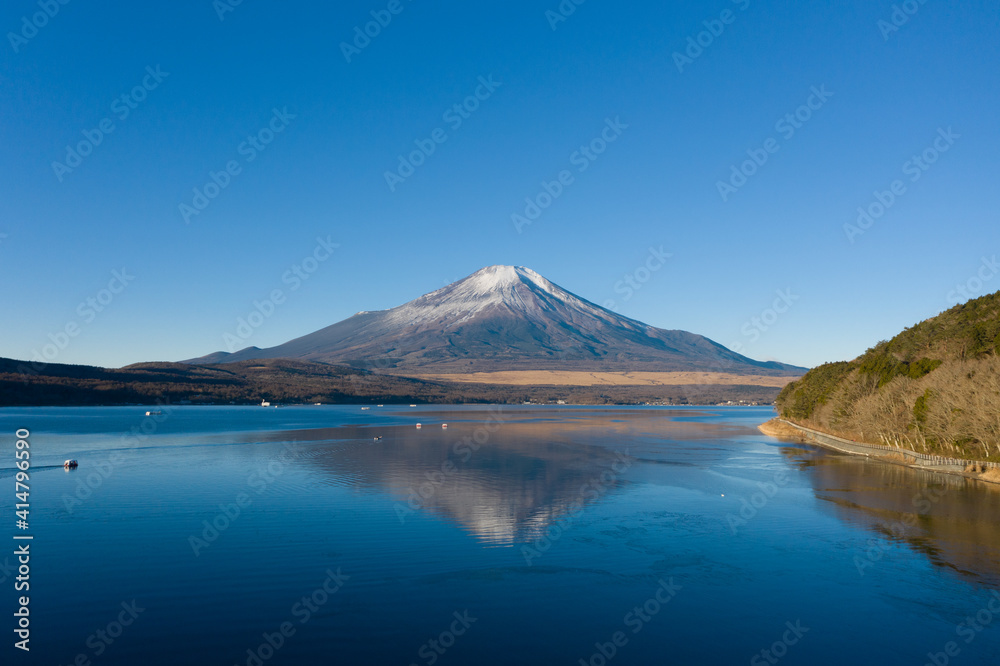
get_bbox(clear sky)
[2,0,998,369]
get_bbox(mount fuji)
[185,265,805,376]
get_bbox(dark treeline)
[1,357,779,407]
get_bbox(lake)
[2,405,999,665]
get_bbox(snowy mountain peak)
[403,265,607,327]
[443,265,554,297]
[441,265,548,295]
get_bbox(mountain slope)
[775,290,1000,460]
[186,265,805,376]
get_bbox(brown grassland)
[400,371,796,388]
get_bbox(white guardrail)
[778,419,1000,470]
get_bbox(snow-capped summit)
[453,265,539,292]
[186,266,804,375]
[420,265,567,308]
[385,265,637,329]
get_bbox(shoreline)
[758,418,1000,486]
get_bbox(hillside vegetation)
[776,291,1000,461]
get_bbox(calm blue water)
[2,405,999,665]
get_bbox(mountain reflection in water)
[241,408,744,546]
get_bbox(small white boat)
[64,459,78,469]
[442,424,448,429]
[361,407,370,411]
[416,423,422,429]
[409,404,417,407]
[145,410,162,416]
[373,436,383,441]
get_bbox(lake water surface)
[2,405,999,665]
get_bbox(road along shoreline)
[758,418,1000,486]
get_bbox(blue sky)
[2,0,998,369]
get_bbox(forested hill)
[775,290,1000,461]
